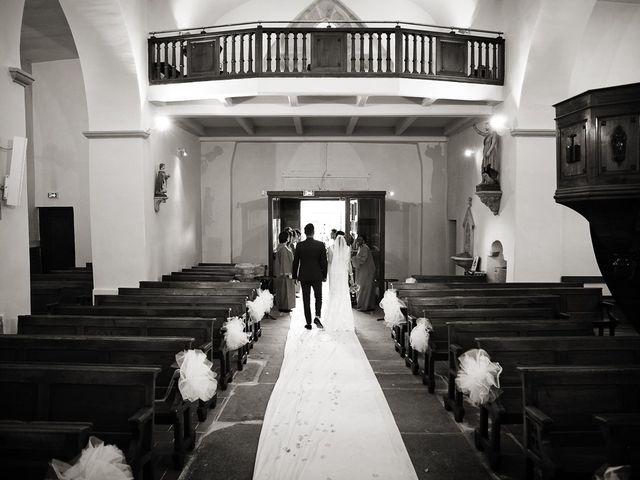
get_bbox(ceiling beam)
[394,116,417,136]
[293,117,303,135]
[221,97,233,107]
[346,117,359,135]
[175,118,205,137]
[421,97,437,106]
[444,117,482,137]
[356,95,368,107]
[288,95,299,107]
[234,117,255,135]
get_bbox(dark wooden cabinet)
[554,83,640,332]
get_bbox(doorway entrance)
[38,206,76,272]
[268,191,386,300]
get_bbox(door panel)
[38,207,76,273]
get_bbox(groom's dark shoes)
[304,324,312,330]
[313,317,324,329]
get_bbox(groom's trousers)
[300,280,322,325]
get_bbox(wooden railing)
[148,23,504,85]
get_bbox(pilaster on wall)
[84,132,151,294]
[0,0,29,333]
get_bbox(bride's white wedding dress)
[322,236,355,332]
[253,235,418,479]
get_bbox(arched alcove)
[486,240,507,283]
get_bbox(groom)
[292,223,328,330]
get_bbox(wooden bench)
[162,273,236,282]
[0,420,91,480]
[520,365,640,480]
[405,307,556,392]
[31,273,93,282]
[119,287,257,298]
[95,294,248,314]
[410,274,487,283]
[394,294,563,358]
[594,413,640,475]
[0,363,159,480]
[444,319,595,421]
[30,281,93,313]
[0,334,198,468]
[139,280,259,289]
[18,314,235,391]
[476,338,640,470]
[50,304,253,367]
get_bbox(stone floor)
[152,306,523,480]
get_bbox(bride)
[322,234,355,331]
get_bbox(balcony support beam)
[395,116,417,136]
[293,117,303,135]
[346,117,359,135]
[235,117,255,135]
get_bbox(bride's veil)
[332,235,350,272]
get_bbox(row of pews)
[1,262,267,479]
[388,275,639,479]
[30,263,94,313]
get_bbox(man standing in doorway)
[292,223,328,330]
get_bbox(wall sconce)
[464,149,475,157]
[489,114,508,133]
[177,148,188,158]
[155,115,171,131]
[388,191,395,197]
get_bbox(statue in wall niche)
[154,163,170,198]
[473,122,500,185]
[462,197,475,256]
[154,163,170,213]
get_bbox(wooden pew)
[395,294,564,358]
[95,294,248,314]
[520,365,640,480]
[18,314,235,391]
[50,304,252,367]
[594,413,640,476]
[0,363,159,480]
[475,337,640,469]
[31,273,93,282]
[30,281,93,313]
[404,307,556,392]
[139,280,259,290]
[410,274,487,283]
[0,420,91,480]
[162,273,236,282]
[445,319,595,422]
[0,334,198,468]
[119,287,256,298]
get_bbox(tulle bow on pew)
[379,289,406,328]
[455,349,502,406]
[247,288,274,322]
[594,465,631,480]
[405,277,417,283]
[51,436,133,480]
[175,349,218,402]
[409,317,433,353]
[224,316,251,350]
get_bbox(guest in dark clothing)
[274,231,296,312]
[292,223,328,329]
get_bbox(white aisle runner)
[253,308,419,480]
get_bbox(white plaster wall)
[201,141,448,280]
[32,59,91,266]
[149,0,437,31]
[447,126,517,280]
[0,0,30,333]
[146,125,202,279]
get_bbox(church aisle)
[253,308,419,480]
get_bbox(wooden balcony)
[148,22,504,86]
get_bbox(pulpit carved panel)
[597,115,639,175]
[559,122,587,178]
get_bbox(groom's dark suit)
[292,238,328,326]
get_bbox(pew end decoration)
[380,289,406,328]
[409,317,433,353]
[224,316,251,350]
[405,277,417,283]
[455,349,502,406]
[594,464,632,480]
[175,349,217,402]
[247,288,274,322]
[51,436,133,480]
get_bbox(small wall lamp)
[177,148,188,158]
[464,149,475,157]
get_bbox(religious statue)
[473,122,499,185]
[154,163,170,198]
